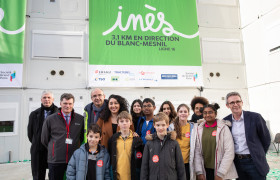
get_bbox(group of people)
[28,88,271,180]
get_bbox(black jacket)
[140,132,186,180]
[27,104,58,176]
[41,108,84,164]
[108,132,143,180]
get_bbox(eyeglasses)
[228,100,242,106]
[91,94,103,98]
[203,111,214,115]
[143,105,153,108]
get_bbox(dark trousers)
[31,151,48,180]
[48,163,67,180]
[205,168,214,180]
[185,163,190,180]
[234,157,266,180]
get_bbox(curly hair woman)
[97,94,134,148]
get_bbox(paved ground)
[0,151,279,180]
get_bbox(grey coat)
[66,144,110,180]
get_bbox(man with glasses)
[136,98,156,144]
[224,92,271,180]
[84,88,108,141]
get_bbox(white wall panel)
[198,0,237,6]
[32,30,84,59]
[239,0,260,28]
[27,0,88,19]
[242,20,268,88]
[202,64,247,89]
[25,18,88,89]
[201,38,242,63]
[248,86,269,120]
[248,83,280,137]
[260,0,280,16]
[266,83,280,137]
[199,27,242,39]
[197,3,240,28]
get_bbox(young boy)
[108,111,143,180]
[66,124,110,180]
[141,112,186,180]
[136,98,156,144]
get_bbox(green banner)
[0,0,26,87]
[0,0,26,64]
[89,0,201,66]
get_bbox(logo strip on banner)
[0,0,26,87]
[89,0,203,87]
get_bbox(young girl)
[169,104,197,180]
[194,103,238,180]
[130,99,144,130]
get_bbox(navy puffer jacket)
[66,144,110,180]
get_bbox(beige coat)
[194,119,238,179]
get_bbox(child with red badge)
[194,103,238,180]
[168,104,197,180]
[108,111,143,180]
[141,112,186,180]
[66,124,110,180]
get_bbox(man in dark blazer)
[28,91,58,180]
[224,92,271,180]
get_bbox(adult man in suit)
[28,91,58,180]
[224,92,271,180]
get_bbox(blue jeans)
[234,157,266,180]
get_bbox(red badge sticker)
[185,132,190,138]
[152,155,159,163]
[212,130,217,136]
[97,160,103,167]
[146,130,151,135]
[136,152,142,159]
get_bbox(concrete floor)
[0,151,279,180]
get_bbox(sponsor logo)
[212,130,217,136]
[95,70,111,75]
[114,71,130,74]
[97,160,103,167]
[182,72,197,80]
[95,77,105,81]
[152,155,159,163]
[139,71,155,75]
[193,73,198,81]
[139,78,156,81]
[185,132,190,138]
[111,76,119,81]
[125,77,135,81]
[136,152,142,159]
[161,74,178,80]
[10,71,16,82]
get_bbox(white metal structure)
[0,0,279,163]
